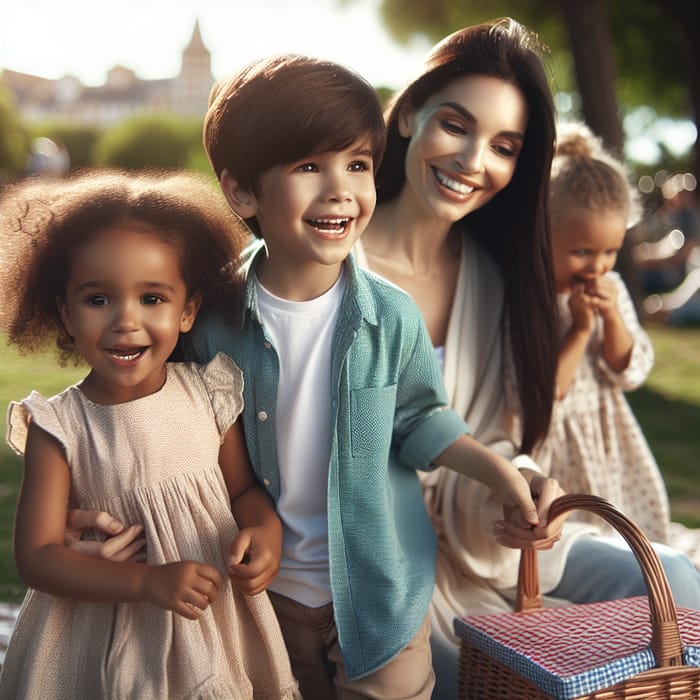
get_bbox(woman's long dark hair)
[377,18,558,453]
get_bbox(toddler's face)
[58,221,199,404]
[551,206,627,294]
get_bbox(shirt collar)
[239,239,379,330]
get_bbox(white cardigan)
[355,235,596,648]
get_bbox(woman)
[355,18,700,698]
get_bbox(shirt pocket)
[350,384,397,458]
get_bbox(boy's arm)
[218,420,282,595]
[435,434,542,528]
[17,423,220,618]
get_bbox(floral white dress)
[0,353,300,700]
[534,272,672,545]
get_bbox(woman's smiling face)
[400,74,528,222]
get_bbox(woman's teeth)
[435,169,474,195]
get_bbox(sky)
[0,0,695,166]
[0,0,432,91]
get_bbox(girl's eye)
[86,294,108,307]
[141,294,163,305]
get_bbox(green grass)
[0,327,699,602]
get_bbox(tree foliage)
[373,0,693,119]
[93,114,203,170]
[0,76,29,183]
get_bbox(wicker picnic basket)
[454,494,700,699]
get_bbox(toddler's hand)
[142,561,222,619]
[569,283,597,332]
[228,527,281,595]
[585,276,619,321]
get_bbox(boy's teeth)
[435,169,474,195]
[309,218,349,232]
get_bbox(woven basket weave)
[456,494,700,699]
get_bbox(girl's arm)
[590,276,634,373]
[16,422,221,619]
[556,284,596,398]
[218,420,282,595]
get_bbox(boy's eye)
[348,160,371,173]
[295,162,318,173]
[141,294,163,305]
[86,294,109,307]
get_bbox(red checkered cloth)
[455,596,700,699]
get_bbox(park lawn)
[0,326,699,602]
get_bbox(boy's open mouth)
[306,217,351,234]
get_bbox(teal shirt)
[186,244,470,679]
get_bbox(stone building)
[1,20,214,125]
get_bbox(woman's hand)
[65,509,146,562]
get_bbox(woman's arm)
[18,422,221,618]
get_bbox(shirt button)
[258,410,268,421]
[264,341,271,349]
[263,478,271,487]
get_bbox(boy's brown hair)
[203,54,386,234]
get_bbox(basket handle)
[515,493,684,668]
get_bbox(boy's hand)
[493,471,568,550]
[228,527,281,595]
[142,561,222,619]
[65,508,146,562]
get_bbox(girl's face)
[400,74,528,222]
[551,206,627,293]
[58,221,199,404]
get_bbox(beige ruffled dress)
[0,353,300,700]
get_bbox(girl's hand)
[228,527,282,595]
[65,508,146,562]
[141,561,222,619]
[568,283,597,332]
[585,277,619,321]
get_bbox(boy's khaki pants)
[269,591,435,700]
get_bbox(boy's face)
[251,138,376,283]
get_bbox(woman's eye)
[493,143,518,158]
[442,119,466,135]
[86,294,108,307]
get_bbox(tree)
[0,76,29,184]
[93,114,203,170]
[368,0,698,170]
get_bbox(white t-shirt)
[255,271,346,606]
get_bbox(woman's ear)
[398,105,414,139]
[179,293,202,333]
[219,170,258,220]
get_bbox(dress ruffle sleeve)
[198,352,245,440]
[6,391,67,457]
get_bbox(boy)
[187,54,547,699]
